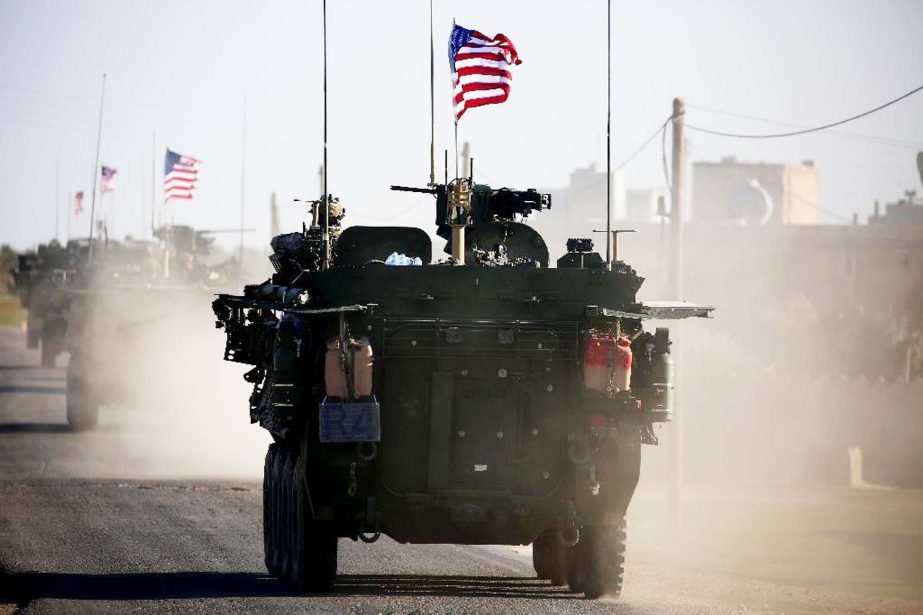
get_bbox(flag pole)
[239,95,247,270]
[452,19,458,181]
[55,159,60,241]
[139,154,145,239]
[429,0,435,185]
[605,0,612,269]
[151,132,156,235]
[322,0,330,269]
[88,73,107,262]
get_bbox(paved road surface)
[0,328,921,614]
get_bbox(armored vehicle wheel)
[566,519,627,599]
[26,319,40,349]
[263,444,278,575]
[532,529,567,585]
[41,342,55,368]
[268,447,286,577]
[65,355,98,431]
[41,320,66,368]
[289,455,337,592]
[41,338,62,368]
[263,444,338,593]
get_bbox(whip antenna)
[322,0,330,269]
[605,0,612,269]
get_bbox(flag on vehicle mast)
[100,166,117,193]
[449,24,521,120]
[164,148,201,201]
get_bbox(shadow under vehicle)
[64,226,238,430]
[213,177,713,599]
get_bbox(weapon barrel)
[390,185,438,194]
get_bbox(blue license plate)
[318,398,381,443]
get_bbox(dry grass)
[0,295,24,329]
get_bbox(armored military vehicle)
[65,226,239,430]
[213,176,712,598]
[9,241,74,367]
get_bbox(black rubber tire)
[263,443,338,593]
[65,355,98,431]
[533,529,568,585]
[580,519,627,599]
[263,444,277,575]
[41,340,58,368]
[41,320,65,368]
[532,529,553,579]
[269,449,286,577]
[566,534,588,594]
[280,453,295,580]
[26,317,40,349]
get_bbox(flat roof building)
[693,156,818,225]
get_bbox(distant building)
[540,163,626,229]
[870,191,923,226]
[625,188,665,224]
[692,156,818,225]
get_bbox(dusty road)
[1,328,922,614]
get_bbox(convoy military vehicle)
[9,240,76,367]
[64,226,239,430]
[213,175,712,598]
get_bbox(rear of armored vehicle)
[361,266,656,598]
[219,260,697,597]
[214,183,711,597]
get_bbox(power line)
[614,112,680,173]
[687,104,923,149]
[686,83,923,139]
[544,113,683,201]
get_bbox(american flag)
[164,148,200,201]
[449,24,521,120]
[73,191,84,216]
[100,166,117,193]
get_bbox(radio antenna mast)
[428,0,435,185]
[88,73,107,263]
[605,0,613,269]
[321,0,330,269]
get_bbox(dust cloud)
[66,255,273,481]
[531,212,923,607]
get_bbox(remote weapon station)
[213,7,712,599]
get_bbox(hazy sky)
[1,0,922,251]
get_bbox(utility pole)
[270,192,280,238]
[668,97,686,536]
[669,97,685,299]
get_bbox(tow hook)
[356,441,377,462]
[589,465,601,496]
